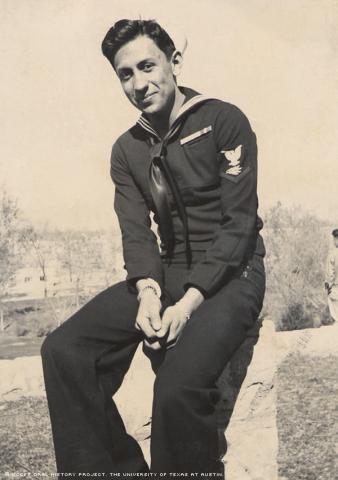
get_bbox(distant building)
[6,253,125,302]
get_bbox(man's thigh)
[50,281,142,352]
[156,267,265,386]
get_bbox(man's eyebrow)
[116,66,131,74]
[116,57,156,75]
[137,57,157,66]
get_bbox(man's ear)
[171,50,183,77]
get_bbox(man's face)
[113,35,179,117]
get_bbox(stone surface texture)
[1,320,337,478]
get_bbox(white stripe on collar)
[137,116,159,138]
[136,94,215,141]
[174,94,212,123]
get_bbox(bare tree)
[0,190,21,331]
[99,230,124,287]
[56,230,104,304]
[20,224,50,297]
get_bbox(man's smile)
[135,92,159,108]
[138,92,157,102]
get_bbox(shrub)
[279,302,314,331]
[37,322,55,337]
[320,305,335,326]
[15,324,29,336]
[263,202,332,330]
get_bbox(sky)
[1,0,337,230]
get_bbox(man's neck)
[148,87,185,139]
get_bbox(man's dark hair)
[101,19,176,69]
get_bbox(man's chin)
[140,103,162,116]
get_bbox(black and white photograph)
[0,1,337,479]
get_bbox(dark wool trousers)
[41,253,265,477]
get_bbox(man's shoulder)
[186,98,254,144]
[181,87,243,115]
[113,124,141,147]
[200,97,241,111]
[190,96,252,129]
[111,123,146,161]
[205,98,250,119]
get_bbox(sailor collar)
[136,87,215,142]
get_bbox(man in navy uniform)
[41,19,266,477]
[325,229,338,322]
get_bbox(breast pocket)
[180,125,213,146]
[179,132,219,187]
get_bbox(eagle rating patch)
[221,145,243,176]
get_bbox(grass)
[0,396,56,476]
[277,353,338,480]
[1,354,337,478]
[1,301,337,478]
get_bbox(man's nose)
[133,72,148,94]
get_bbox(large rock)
[0,355,44,401]
[221,319,278,480]
[114,318,279,478]
[0,320,280,478]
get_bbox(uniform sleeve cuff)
[183,282,208,299]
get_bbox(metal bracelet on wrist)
[137,285,159,302]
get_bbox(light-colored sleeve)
[325,251,335,286]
